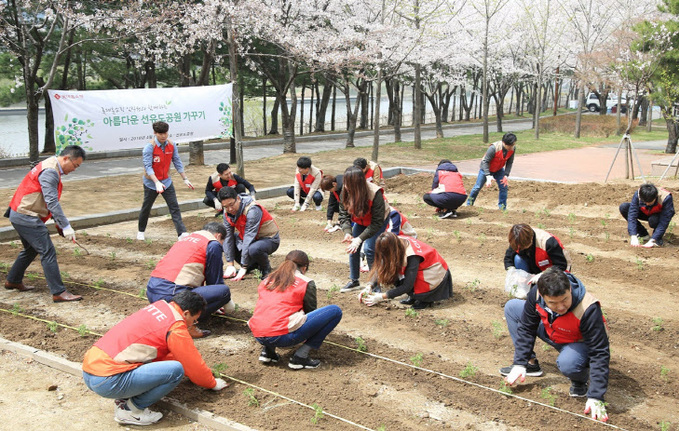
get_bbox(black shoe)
[288,355,321,370]
[499,360,544,377]
[340,279,361,293]
[411,300,432,310]
[569,381,588,397]
[400,296,415,305]
[438,210,457,219]
[259,347,280,364]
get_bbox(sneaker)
[412,300,432,310]
[315,204,323,211]
[400,296,415,305]
[136,231,145,241]
[178,232,189,240]
[340,279,361,293]
[569,381,588,398]
[259,347,280,364]
[499,360,544,377]
[114,403,163,426]
[438,210,457,219]
[288,355,321,370]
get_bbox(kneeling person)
[82,290,228,426]
[501,268,610,422]
[619,183,675,247]
[146,222,233,338]
[204,163,256,211]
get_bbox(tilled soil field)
[1,174,678,431]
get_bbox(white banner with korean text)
[47,84,232,153]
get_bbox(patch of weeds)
[499,381,513,395]
[585,254,594,263]
[310,403,324,424]
[252,269,263,282]
[652,317,664,332]
[521,208,526,213]
[405,308,418,318]
[47,321,59,333]
[73,248,82,257]
[60,271,70,279]
[465,278,481,292]
[77,324,89,337]
[491,320,505,339]
[326,284,340,300]
[106,233,111,237]
[146,259,157,270]
[660,365,670,383]
[541,386,556,406]
[567,213,576,223]
[125,237,133,244]
[636,257,644,271]
[355,336,367,352]
[243,387,259,407]
[211,363,228,377]
[435,318,449,327]
[10,303,23,315]
[542,207,551,217]
[477,207,485,215]
[660,421,670,431]
[138,288,147,299]
[273,202,280,211]
[93,279,105,289]
[410,353,423,367]
[0,262,8,271]
[10,241,18,248]
[80,231,88,237]
[459,362,478,378]
[453,230,462,243]
[145,239,153,245]
[26,273,38,281]
[376,426,386,431]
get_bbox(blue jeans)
[286,187,323,206]
[256,305,342,350]
[505,299,590,382]
[513,255,532,273]
[619,202,660,238]
[349,218,388,280]
[83,361,184,409]
[146,277,231,322]
[8,221,65,295]
[467,168,508,209]
[138,183,186,235]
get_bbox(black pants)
[203,184,247,208]
[138,184,186,235]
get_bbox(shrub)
[539,115,636,137]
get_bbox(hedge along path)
[1,269,628,431]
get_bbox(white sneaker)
[315,204,323,211]
[114,403,163,426]
[223,299,236,313]
[136,231,145,241]
[178,232,189,240]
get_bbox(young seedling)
[326,284,340,300]
[426,227,435,239]
[459,362,478,378]
[502,207,509,216]
[466,218,472,226]
[376,425,386,431]
[26,273,38,280]
[478,233,487,246]
[537,223,546,230]
[73,248,82,257]
[355,336,368,352]
[660,421,670,431]
[491,321,504,339]
[435,318,449,327]
[252,269,263,282]
[568,227,575,240]
[146,258,157,270]
[405,308,418,318]
[465,278,481,292]
[540,386,557,406]
[567,213,576,224]
[47,321,59,333]
[667,221,676,239]
[660,365,670,383]
[453,230,462,243]
[211,363,229,377]
[604,231,610,242]
[60,271,70,279]
[138,288,147,299]
[126,237,133,244]
[600,219,608,228]
[243,387,259,407]
[542,207,551,217]
[310,403,324,425]
[585,254,594,263]
[109,251,117,261]
[410,353,424,367]
[93,279,105,289]
[477,207,485,215]
[636,257,645,271]
[145,239,153,245]
[10,241,18,248]
[652,317,664,332]
[10,303,23,315]
[541,343,552,352]
[499,380,513,395]
[77,324,89,337]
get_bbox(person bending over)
[204,163,256,212]
[287,156,323,211]
[423,159,467,219]
[466,132,516,209]
[619,183,675,247]
[504,223,571,285]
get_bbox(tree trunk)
[344,81,364,148]
[269,97,279,135]
[281,82,297,153]
[638,96,648,126]
[413,65,422,149]
[331,85,336,131]
[315,79,332,132]
[299,80,305,136]
[665,118,678,153]
[574,82,585,138]
[392,79,402,142]
[42,90,56,154]
[309,80,314,134]
[189,140,204,165]
[372,71,382,162]
[360,83,369,129]
[424,84,444,138]
[227,23,244,176]
[262,78,267,135]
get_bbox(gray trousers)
[8,221,66,295]
[138,183,186,235]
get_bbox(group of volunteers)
[4,122,675,426]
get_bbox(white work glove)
[364,293,385,307]
[233,267,247,281]
[485,175,494,188]
[300,202,309,212]
[528,273,542,285]
[584,398,608,422]
[212,378,229,391]
[504,365,527,385]
[324,221,334,232]
[154,181,166,193]
[346,237,363,254]
[629,235,639,247]
[327,225,341,233]
[213,198,222,211]
[183,178,194,190]
[642,238,658,248]
[292,203,300,211]
[224,265,237,278]
[357,285,373,303]
[62,226,76,241]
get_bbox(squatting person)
[466,132,516,209]
[619,183,675,247]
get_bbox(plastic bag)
[505,267,532,299]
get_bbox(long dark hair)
[371,232,407,286]
[265,250,309,291]
[340,166,370,218]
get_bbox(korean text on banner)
[47,84,232,153]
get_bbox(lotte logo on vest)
[153,156,161,163]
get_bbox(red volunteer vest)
[437,170,466,194]
[351,184,388,226]
[9,157,63,222]
[488,141,514,173]
[401,236,449,295]
[535,292,603,344]
[151,141,175,181]
[248,275,309,337]
[226,202,276,240]
[296,171,318,194]
[639,188,671,216]
[533,229,569,272]
[150,232,212,286]
[94,300,183,364]
[210,172,237,192]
